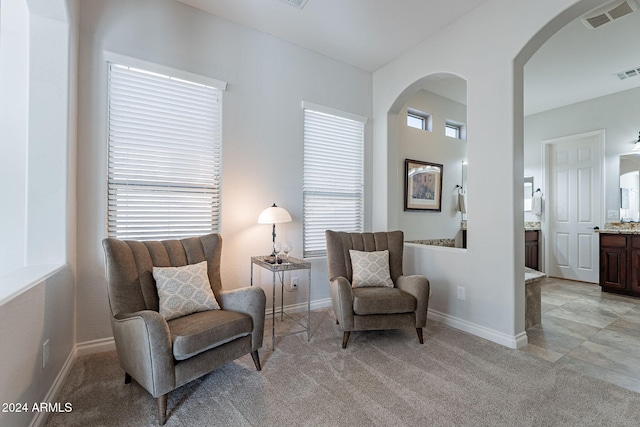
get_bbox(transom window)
[407,108,432,131]
[445,123,460,138]
[445,120,466,140]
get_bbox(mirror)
[524,176,534,212]
[620,153,640,222]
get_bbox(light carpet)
[45,309,640,426]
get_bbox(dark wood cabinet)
[599,233,640,297]
[525,230,539,270]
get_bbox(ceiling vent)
[582,0,638,28]
[615,66,640,80]
[279,0,309,9]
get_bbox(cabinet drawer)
[631,235,640,249]
[525,230,539,242]
[600,235,627,248]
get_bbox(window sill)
[0,264,67,306]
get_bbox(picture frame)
[404,159,443,211]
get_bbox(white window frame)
[445,119,466,140]
[407,108,432,131]
[302,101,367,258]
[105,53,227,240]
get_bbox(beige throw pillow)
[153,261,220,321]
[349,249,394,288]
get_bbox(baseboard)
[76,337,116,357]
[265,297,332,318]
[428,309,525,349]
[513,331,529,349]
[29,347,76,427]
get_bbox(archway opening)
[387,73,468,249]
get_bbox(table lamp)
[258,203,292,255]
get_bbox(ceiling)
[176,0,489,72]
[525,2,640,115]
[176,0,640,116]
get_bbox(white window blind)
[107,62,223,240]
[303,105,365,257]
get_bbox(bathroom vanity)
[524,222,540,271]
[525,230,539,271]
[599,229,640,297]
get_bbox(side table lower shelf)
[250,256,312,350]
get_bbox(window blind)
[303,106,365,257]
[107,62,223,240]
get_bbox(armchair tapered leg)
[416,328,424,344]
[251,350,262,371]
[342,331,351,349]
[157,394,168,425]
[124,372,131,384]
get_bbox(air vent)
[615,66,640,80]
[581,0,638,29]
[279,0,309,8]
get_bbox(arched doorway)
[373,0,606,349]
[387,73,468,246]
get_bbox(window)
[303,102,366,257]
[406,108,432,131]
[445,120,466,140]
[407,113,425,129]
[107,59,225,240]
[445,123,460,138]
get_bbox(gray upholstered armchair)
[325,230,430,348]
[102,233,266,425]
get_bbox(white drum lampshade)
[258,203,292,255]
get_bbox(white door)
[546,131,603,283]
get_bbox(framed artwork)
[404,159,443,211]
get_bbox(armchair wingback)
[102,233,266,425]
[325,230,430,348]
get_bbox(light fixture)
[258,203,292,255]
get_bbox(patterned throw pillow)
[349,249,394,288]
[153,261,220,321]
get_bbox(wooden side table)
[250,256,311,350]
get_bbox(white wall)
[75,0,373,343]
[524,86,640,223]
[0,0,29,275]
[398,89,467,242]
[0,1,78,425]
[373,0,605,347]
[0,267,75,427]
[523,86,640,273]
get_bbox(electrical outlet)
[43,339,50,368]
[457,286,465,301]
[608,210,619,219]
[291,276,298,289]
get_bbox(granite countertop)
[598,222,640,234]
[525,267,546,284]
[525,221,541,231]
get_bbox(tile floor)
[522,277,640,393]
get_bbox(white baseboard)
[428,309,526,349]
[28,339,115,426]
[76,337,116,357]
[29,347,77,427]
